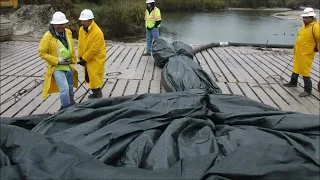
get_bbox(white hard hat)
[50,11,69,25]
[146,0,155,3]
[79,9,94,21]
[301,7,316,17]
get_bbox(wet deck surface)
[0,41,319,117]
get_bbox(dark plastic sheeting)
[1,90,319,180]
[1,39,319,180]
[153,39,222,94]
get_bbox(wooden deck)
[0,41,319,117]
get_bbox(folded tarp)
[152,39,222,94]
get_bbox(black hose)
[192,42,294,53]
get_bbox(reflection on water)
[159,10,302,45]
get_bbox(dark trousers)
[290,73,312,93]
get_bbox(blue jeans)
[146,28,160,54]
[53,69,74,107]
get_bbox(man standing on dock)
[38,11,78,110]
[143,0,161,56]
[284,8,319,97]
[77,9,106,99]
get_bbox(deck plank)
[1,52,39,74]
[124,80,139,96]
[216,82,231,94]
[0,77,28,97]
[0,44,37,64]
[0,76,16,88]
[150,80,161,94]
[201,50,226,82]
[226,49,264,83]
[223,49,254,83]
[271,84,310,114]
[109,46,131,70]
[32,94,59,115]
[142,56,155,80]
[153,61,162,81]
[129,46,144,69]
[120,46,138,69]
[133,54,148,79]
[137,80,150,95]
[106,45,125,67]
[208,48,237,82]
[195,52,215,81]
[0,46,38,68]
[215,48,245,82]
[227,83,244,96]
[101,79,117,98]
[111,79,128,97]
[284,86,319,114]
[0,77,36,114]
[238,83,261,103]
[250,85,278,108]
[2,80,43,117]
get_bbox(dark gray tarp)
[1,90,319,180]
[152,39,222,94]
[1,39,319,180]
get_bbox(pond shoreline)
[7,6,315,44]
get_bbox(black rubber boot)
[283,73,298,87]
[88,88,103,99]
[303,76,312,94]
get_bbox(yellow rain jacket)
[38,28,79,100]
[78,20,107,89]
[293,20,320,76]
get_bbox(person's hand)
[77,57,86,66]
[58,58,70,65]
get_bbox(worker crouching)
[38,11,79,110]
[78,9,107,99]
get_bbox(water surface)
[159,10,302,45]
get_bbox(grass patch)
[72,1,145,39]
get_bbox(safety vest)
[145,7,161,28]
[56,37,72,71]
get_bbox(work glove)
[58,58,70,65]
[77,57,86,66]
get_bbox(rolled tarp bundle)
[152,38,222,94]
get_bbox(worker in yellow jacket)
[38,11,78,110]
[143,0,161,56]
[77,9,106,99]
[284,8,319,97]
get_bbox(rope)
[1,79,44,105]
